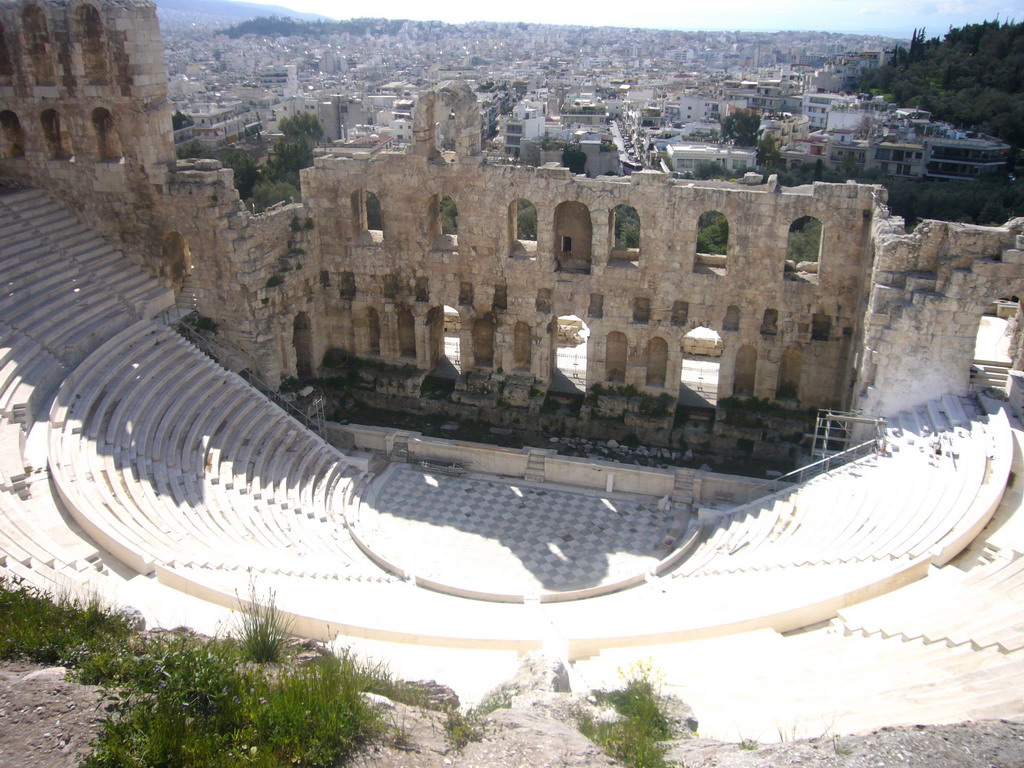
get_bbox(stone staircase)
[971,358,1011,392]
[524,449,548,482]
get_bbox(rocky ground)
[3,656,1024,768]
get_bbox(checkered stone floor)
[362,465,674,595]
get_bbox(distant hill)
[156,0,333,25]
[222,16,442,38]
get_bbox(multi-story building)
[664,142,756,174]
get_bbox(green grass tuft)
[235,583,293,664]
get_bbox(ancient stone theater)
[3,0,1024,741]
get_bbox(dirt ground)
[3,659,1024,768]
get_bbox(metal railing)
[726,437,882,511]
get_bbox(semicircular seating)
[2,188,1023,740]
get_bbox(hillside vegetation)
[860,21,1024,148]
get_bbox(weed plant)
[578,661,672,768]
[0,576,132,665]
[235,584,292,663]
[0,575,391,768]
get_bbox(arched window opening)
[646,336,668,388]
[694,210,728,274]
[440,194,458,234]
[91,107,120,161]
[430,194,458,250]
[0,111,25,158]
[159,231,191,287]
[77,5,109,84]
[22,5,56,86]
[472,314,495,369]
[734,345,758,396]
[680,327,723,408]
[398,307,416,358]
[366,308,381,355]
[293,312,313,380]
[40,109,68,159]
[605,330,627,383]
[760,308,778,336]
[787,216,822,265]
[366,191,383,231]
[778,346,802,400]
[351,190,383,243]
[553,200,592,273]
[552,315,589,393]
[513,321,531,371]
[0,23,14,78]
[723,304,740,332]
[509,198,537,257]
[609,204,640,266]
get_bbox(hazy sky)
[242,0,1020,36]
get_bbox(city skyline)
[225,0,1018,36]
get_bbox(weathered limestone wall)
[299,152,879,409]
[0,0,174,261]
[853,211,1024,417]
[160,159,314,384]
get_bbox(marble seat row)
[49,322,382,585]
[665,396,999,583]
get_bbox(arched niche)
[22,5,56,86]
[40,109,69,159]
[76,4,109,84]
[605,331,627,382]
[366,307,381,355]
[734,344,757,396]
[778,346,802,400]
[0,111,25,158]
[513,321,531,370]
[397,307,416,358]
[646,336,668,387]
[553,200,592,273]
[91,107,120,161]
[472,314,495,369]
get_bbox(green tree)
[516,199,537,240]
[175,139,216,159]
[278,112,324,146]
[251,180,298,212]
[613,204,640,249]
[696,211,728,254]
[756,134,782,171]
[786,217,823,262]
[721,109,761,147]
[562,145,587,174]
[172,110,193,131]
[439,195,458,235]
[218,147,260,201]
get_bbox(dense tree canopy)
[175,114,324,212]
[720,109,761,147]
[859,20,1024,147]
